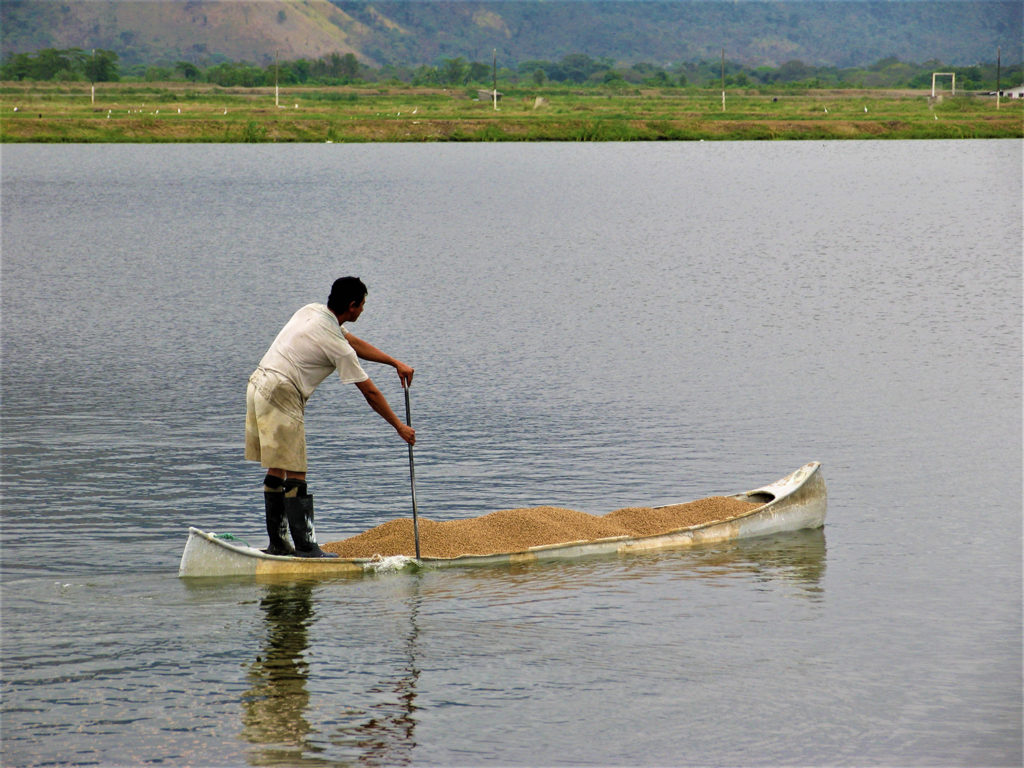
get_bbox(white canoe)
[178,461,826,578]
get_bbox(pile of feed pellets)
[324,496,761,559]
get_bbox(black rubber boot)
[261,489,295,556]
[284,493,338,559]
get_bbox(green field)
[2,81,1021,142]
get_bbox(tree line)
[2,47,1020,92]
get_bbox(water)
[1,140,1020,767]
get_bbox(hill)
[2,0,1021,69]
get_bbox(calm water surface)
[1,140,1021,767]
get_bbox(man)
[245,276,415,558]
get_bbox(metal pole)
[404,385,421,559]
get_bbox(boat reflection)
[679,527,827,597]
[450,527,828,600]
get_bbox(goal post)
[931,72,956,98]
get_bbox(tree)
[175,61,200,82]
[32,48,73,80]
[0,52,33,80]
[411,65,440,86]
[339,52,359,80]
[555,53,601,83]
[775,60,816,83]
[291,59,311,83]
[85,49,119,82]
[467,61,490,84]
[440,57,468,85]
[145,66,172,82]
[644,70,671,87]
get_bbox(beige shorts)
[245,369,307,472]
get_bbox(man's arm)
[345,332,414,387]
[355,378,416,445]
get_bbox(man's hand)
[397,423,416,446]
[346,333,414,387]
[396,361,414,388]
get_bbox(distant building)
[997,84,1024,99]
[477,89,503,103]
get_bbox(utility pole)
[721,49,726,112]
[492,48,498,110]
[996,46,1001,110]
[275,50,280,108]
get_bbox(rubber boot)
[284,493,338,559]
[261,489,295,556]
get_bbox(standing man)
[246,276,415,558]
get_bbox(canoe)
[178,461,826,578]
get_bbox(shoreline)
[2,82,1020,142]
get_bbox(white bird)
[412,108,418,114]
[223,109,227,115]
[864,106,868,112]
[178,108,181,114]
[824,107,828,113]
[13,106,18,112]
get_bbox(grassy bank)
[1,81,1020,142]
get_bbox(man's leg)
[280,474,337,558]
[261,468,297,556]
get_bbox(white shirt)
[258,303,368,400]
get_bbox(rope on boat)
[214,532,252,548]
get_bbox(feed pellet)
[324,496,761,559]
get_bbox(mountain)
[0,0,368,64]
[2,1,1020,69]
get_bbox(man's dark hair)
[327,276,367,314]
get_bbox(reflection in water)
[237,533,821,765]
[690,527,828,598]
[241,581,317,766]
[241,579,422,767]
[334,585,421,767]
[453,527,828,601]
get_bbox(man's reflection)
[241,580,316,765]
[241,578,422,766]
